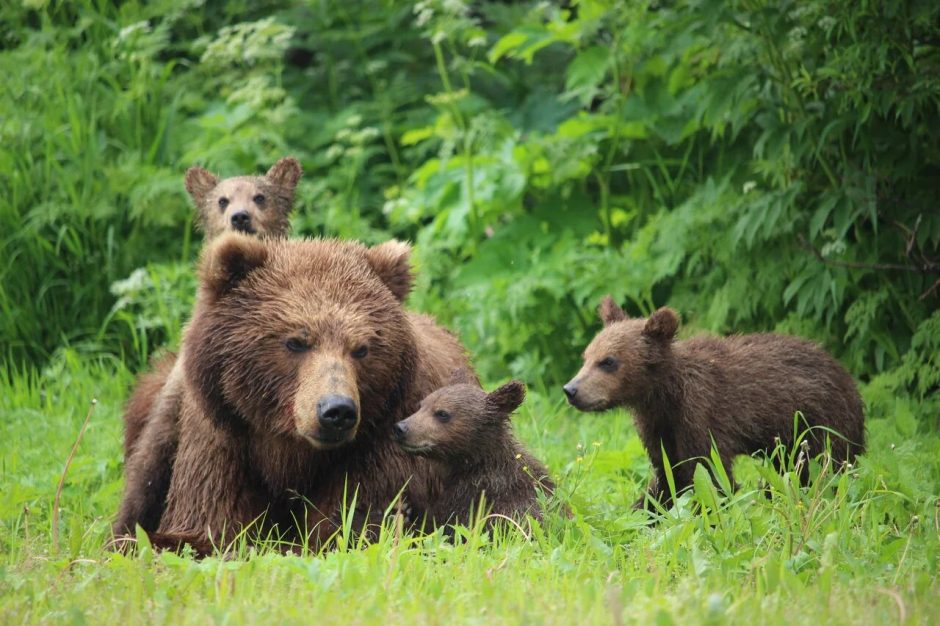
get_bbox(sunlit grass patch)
[3,354,937,624]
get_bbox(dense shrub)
[1,0,936,420]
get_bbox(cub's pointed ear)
[185,166,219,206]
[265,156,303,190]
[485,380,526,418]
[598,295,626,326]
[643,307,679,341]
[365,240,413,301]
[448,367,479,387]
[200,233,269,298]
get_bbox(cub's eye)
[597,357,619,373]
[218,197,229,211]
[253,194,265,205]
[351,345,369,359]
[285,338,309,353]
[433,409,452,423]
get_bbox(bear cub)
[184,156,302,239]
[564,296,865,510]
[394,370,554,530]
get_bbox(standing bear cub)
[564,296,865,510]
[394,370,554,531]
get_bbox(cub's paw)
[147,532,217,558]
[104,533,138,554]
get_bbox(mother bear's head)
[185,233,418,449]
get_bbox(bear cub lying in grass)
[564,296,865,510]
[394,370,554,531]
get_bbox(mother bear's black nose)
[317,395,358,431]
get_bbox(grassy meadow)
[1,1,939,624]
[1,353,938,624]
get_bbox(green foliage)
[2,0,937,390]
[396,0,940,385]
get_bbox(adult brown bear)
[141,233,470,554]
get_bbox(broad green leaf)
[564,46,610,105]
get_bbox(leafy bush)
[1,0,937,418]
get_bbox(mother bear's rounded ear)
[364,240,413,301]
[200,233,269,298]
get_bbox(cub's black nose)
[317,395,358,431]
[562,383,578,401]
[231,211,252,231]
[393,422,407,440]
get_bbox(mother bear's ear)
[364,240,414,301]
[200,232,269,298]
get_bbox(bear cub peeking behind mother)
[564,296,865,511]
[145,233,471,555]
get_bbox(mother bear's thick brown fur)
[139,234,469,554]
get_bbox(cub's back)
[675,332,864,456]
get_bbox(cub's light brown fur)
[185,157,301,239]
[565,296,865,510]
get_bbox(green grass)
[1,352,938,625]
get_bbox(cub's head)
[185,156,302,240]
[393,369,526,461]
[186,233,416,450]
[563,296,679,411]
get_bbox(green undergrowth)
[1,354,937,625]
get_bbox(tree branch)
[796,234,936,274]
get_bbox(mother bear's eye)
[597,357,619,372]
[285,338,309,353]
[218,197,229,211]
[351,345,369,359]
[433,409,451,423]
